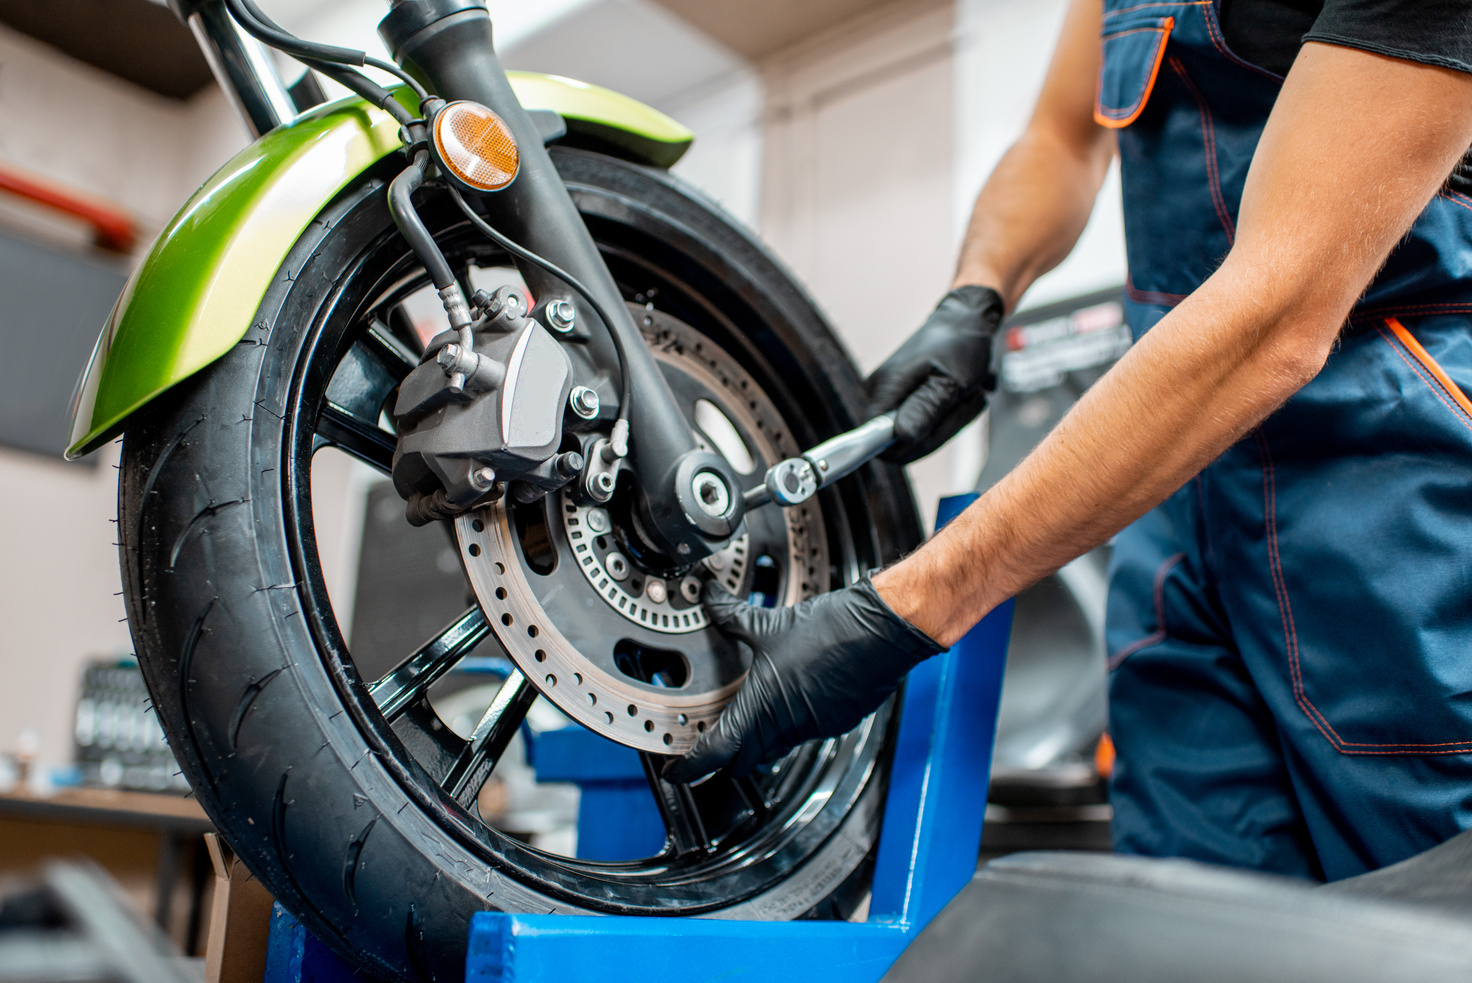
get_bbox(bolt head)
[646,580,668,604]
[680,576,702,603]
[585,508,611,533]
[569,386,600,420]
[606,552,630,581]
[547,299,576,332]
[692,470,732,518]
[592,471,616,496]
[472,466,496,488]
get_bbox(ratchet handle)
[745,412,897,509]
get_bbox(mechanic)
[668,0,1472,882]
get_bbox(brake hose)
[448,187,634,451]
[222,0,428,123]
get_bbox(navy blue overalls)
[1098,0,1472,880]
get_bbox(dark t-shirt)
[1217,0,1472,189]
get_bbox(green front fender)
[66,73,692,459]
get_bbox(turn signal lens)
[432,101,519,193]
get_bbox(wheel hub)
[455,305,826,753]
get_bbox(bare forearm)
[876,275,1323,645]
[953,128,1113,309]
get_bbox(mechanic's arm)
[880,40,1472,645]
[866,0,1113,463]
[951,0,1115,309]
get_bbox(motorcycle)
[66,2,922,979]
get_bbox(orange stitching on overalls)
[1440,189,1472,215]
[1201,3,1284,82]
[1257,433,1342,749]
[1169,56,1235,244]
[1379,321,1472,433]
[1105,0,1207,18]
[1095,17,1174,128]
[1126,278,1187,306]
[1261,393,1472,753]
[1108,552,1185,670]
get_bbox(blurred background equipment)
[74,657,191,795]
[0,860,198,983]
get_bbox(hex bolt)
[680,576,702,604]
[472,466,496,489]
[585,508,611,534]
[546,299,576,334]
[646,580,668,604]
[692,470,732,518]
[592,471,616,498]
[606,552,630,581]
[569,386,600,420]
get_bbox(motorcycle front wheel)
[119,148,922,982]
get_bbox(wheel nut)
[646,580,668,604]
[569,386,600,420]
[680,576,702,603]
[606,552,630,581]
[585,508,611,533]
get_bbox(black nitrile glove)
[866,285,1004,465]
[664,579,944,784]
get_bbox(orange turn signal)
[432,101,519,193]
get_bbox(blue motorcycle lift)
[265,493,1010,983]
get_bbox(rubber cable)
[448,186,634,429]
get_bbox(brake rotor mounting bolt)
[705,552,726,572]
[646,580,668,604]
[606,552,630,581]
[585,508,611,534]
[569,386,600,420]
[546,299,576,334]
[680,576,702,603]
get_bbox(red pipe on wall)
[0,162,137,253]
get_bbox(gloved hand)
[664,578,943,783]
[866,284,1004,464]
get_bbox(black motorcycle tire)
[118,148,922,982]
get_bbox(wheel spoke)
[640,753,712,856]
[360,319,420,380]
[732,774,771,821]
[371,607,490,721]
[382,302,425,358]
[443,670,537,807]
[317,401,396,473]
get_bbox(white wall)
[0,25,248,771]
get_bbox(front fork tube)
[380,4,741,559]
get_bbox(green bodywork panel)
[66,73,693,458]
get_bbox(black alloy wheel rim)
[278,176,895,914]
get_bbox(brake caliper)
[392,286,582,524]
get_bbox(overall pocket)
[1095,11,1174,128]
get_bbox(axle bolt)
[569,386,600,420]
[546,299,576,334]
[692,470,732,518]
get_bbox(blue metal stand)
[266,494,1009,983]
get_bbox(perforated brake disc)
[455,306,827,753]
